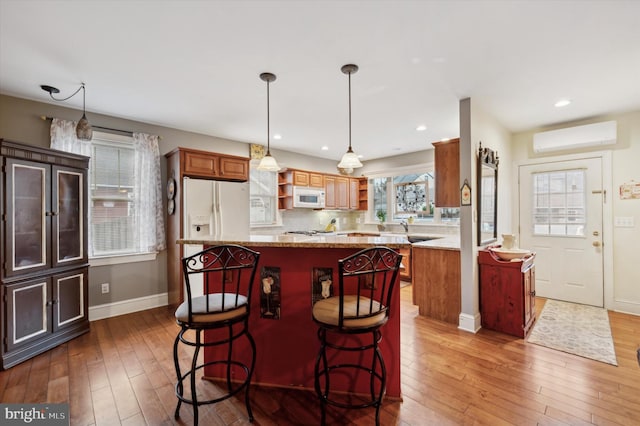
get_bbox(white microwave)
[293,186,326,208]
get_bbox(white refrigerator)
[182,177,250,297]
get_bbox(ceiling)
[1,1,639,162]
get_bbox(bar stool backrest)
[337,246,402,330]
[181,244,260,324]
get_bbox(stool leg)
[373,330,386,426]
[173,330,183,419]
[314,328,328,425]
[191,330,202,426]
[245,329,257,422]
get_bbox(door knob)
[592,241,601,247]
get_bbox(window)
[90,137,136,255]
[50,121,164,263]
[370,168,458,224]
[250,166,278,226]
[532,169,586,236]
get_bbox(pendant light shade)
[257,72,280,172]
[41,83,93,141]
[337,64,363,169]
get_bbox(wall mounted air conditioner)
[533,120,617,153]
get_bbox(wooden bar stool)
[312,246,402,425]
[173,244,260,425]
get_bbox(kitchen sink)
[407,236,441,243]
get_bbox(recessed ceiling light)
[321,146,329,151]
[554,99,571,108]
[416,125,427,131]
[440,138,450,142]
[273,134,282,140]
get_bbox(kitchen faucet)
[400,220,408,232]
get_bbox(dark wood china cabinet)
[1,139,89,369]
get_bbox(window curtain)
[133,132,166,252]
[50,118,94,254]
[50,118,166,255]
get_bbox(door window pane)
[532,169,586,236]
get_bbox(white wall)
[459,98,513,332]
[511,110,640,315]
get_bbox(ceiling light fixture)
[554,99,571,108]
[40,83,92,141]
[416,125,427,131]
[257,72,280,172]
[337,64,363,169]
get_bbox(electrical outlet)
[101,283,110,294]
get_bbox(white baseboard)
[458,312,481,333]
[89,293,169,321]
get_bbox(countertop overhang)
[178,234,412,249]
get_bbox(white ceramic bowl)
[490,247,531,261]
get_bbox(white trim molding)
[458,312,481,333]
[89,292,168,321]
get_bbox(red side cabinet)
[478,248,536,338]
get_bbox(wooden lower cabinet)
[478,249,536,338]
[412,247,461,324]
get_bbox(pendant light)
[337,64,363,169]
[257,72,280,172]
[41,83,93,141]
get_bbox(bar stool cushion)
[312,295,386,329]
[175,293,248,324]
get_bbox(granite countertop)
[177,234,411,249]
[336,230,461,251]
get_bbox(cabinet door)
[4,278,51,351]
[324,176,337,209]
[293,171,310,186]
[53,268,88,331]
[309,173,324,188]
[183,151,219,177]
[52,166,86,268]
[336,177,349,209]
[4,159,51,277]
[349,178,359,210]
[219,156,249,181]
[434,139,460,207]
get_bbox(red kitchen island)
[177,234,410,399]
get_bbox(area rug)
[527,299,618,366]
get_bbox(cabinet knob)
[592,241,601,247]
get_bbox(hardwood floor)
[1,285,639,425]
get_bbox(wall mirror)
[477,142,498,245]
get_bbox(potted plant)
[376,209,386,231]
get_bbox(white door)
[519,157,604,307]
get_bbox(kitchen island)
[177,234,410,398]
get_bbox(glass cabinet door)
[53,167,84,266]
[6,159,50,276]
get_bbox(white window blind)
[250,167,277,226]
[90,138,136,255]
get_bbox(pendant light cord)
[47,83,85,102]
[348,70,352,151]
[266,79,271,155]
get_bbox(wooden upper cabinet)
[290,170,323,188]
[336,177,349,209]
[183,150,218,177]
[219,156,249,181]
[181,148,248,181]
[349,178,359,210]
[324,175,337,209]
[433,138,460,207]
[293,170,310,186]
[309,173,324,188]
